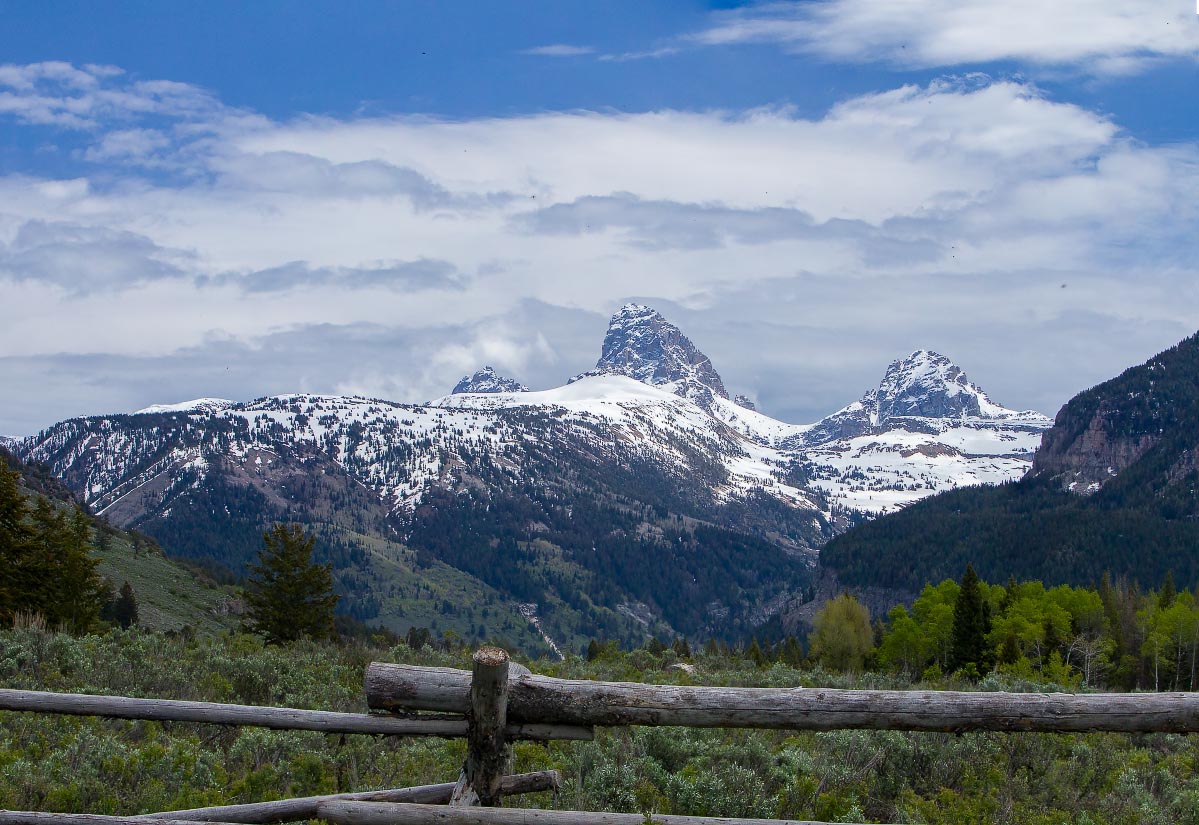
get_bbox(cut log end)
[473,647,509,668]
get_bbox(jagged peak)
[798,349,1047,447]
[875,349,995,421]
[452,366,529,395]
[575,304,729,409]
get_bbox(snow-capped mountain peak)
[798,350,1050,449]
[573,303,729,410]
[134,398,235,415]
[452,366,528,394]
[874,350,995,423]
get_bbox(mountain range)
[9,304,1050,652]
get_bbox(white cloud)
[0,61,224,129]
[691,0,1199,74]
[519,44,595,57]
[0,63,1196,433]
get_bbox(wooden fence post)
[450,647,513,807]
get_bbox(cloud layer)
[0,62,1196,434]
[691,0,1199,74]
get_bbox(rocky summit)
[798,349,1045,448]
[451,366,529,394]
[572,304,729,410]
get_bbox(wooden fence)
[8,644,1199,825]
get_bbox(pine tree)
[0,463,31,622]
[55,508,106,634]
[1160,570,1177,608]
[949,563,991,677]
[114,581,139,629]
[780,635,804,667]
[244,524,338,644]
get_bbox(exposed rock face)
[733,394,757,411]
[574,304,729,409]
[1031,399,1159,493]
[1026,333,1199,496]
[452,366,528,394]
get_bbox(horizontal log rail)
[0,813,240,825]
[316,801,879,825]
[0,689,591,740]
[366,661,1199,733]
[147,771,561,823]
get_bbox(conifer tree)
[55,508,106,634]
[0,463,30,622]
[1160,570,1177,608]
[949,563,991,676]
[244,524,338,644]
[114,581,139,629]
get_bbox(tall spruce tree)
[0,463,31,622]
[244,524,338,644]
[949,563,992,676]
[114,581,139,629]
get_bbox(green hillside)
[2,446,237,634]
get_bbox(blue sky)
[0,1,1197,434]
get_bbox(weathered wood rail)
[0,688,591,740]
[367,660,1199,733]
[317,801,870,825]
[145,771,561,823]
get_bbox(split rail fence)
[7,645,1199,825]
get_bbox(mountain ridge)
[13,305,1050,647]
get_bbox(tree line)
[809,563,1199,690]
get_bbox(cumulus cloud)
[0,220,193,293]
[0,63,1196,434]
[0,60,225,129]
[690,0,1199,74]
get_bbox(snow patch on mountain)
[435,375,818,510]
[135,398,236,415]
[708,395,811,447]
[799,424,1043,515]
[452,366,528,394]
